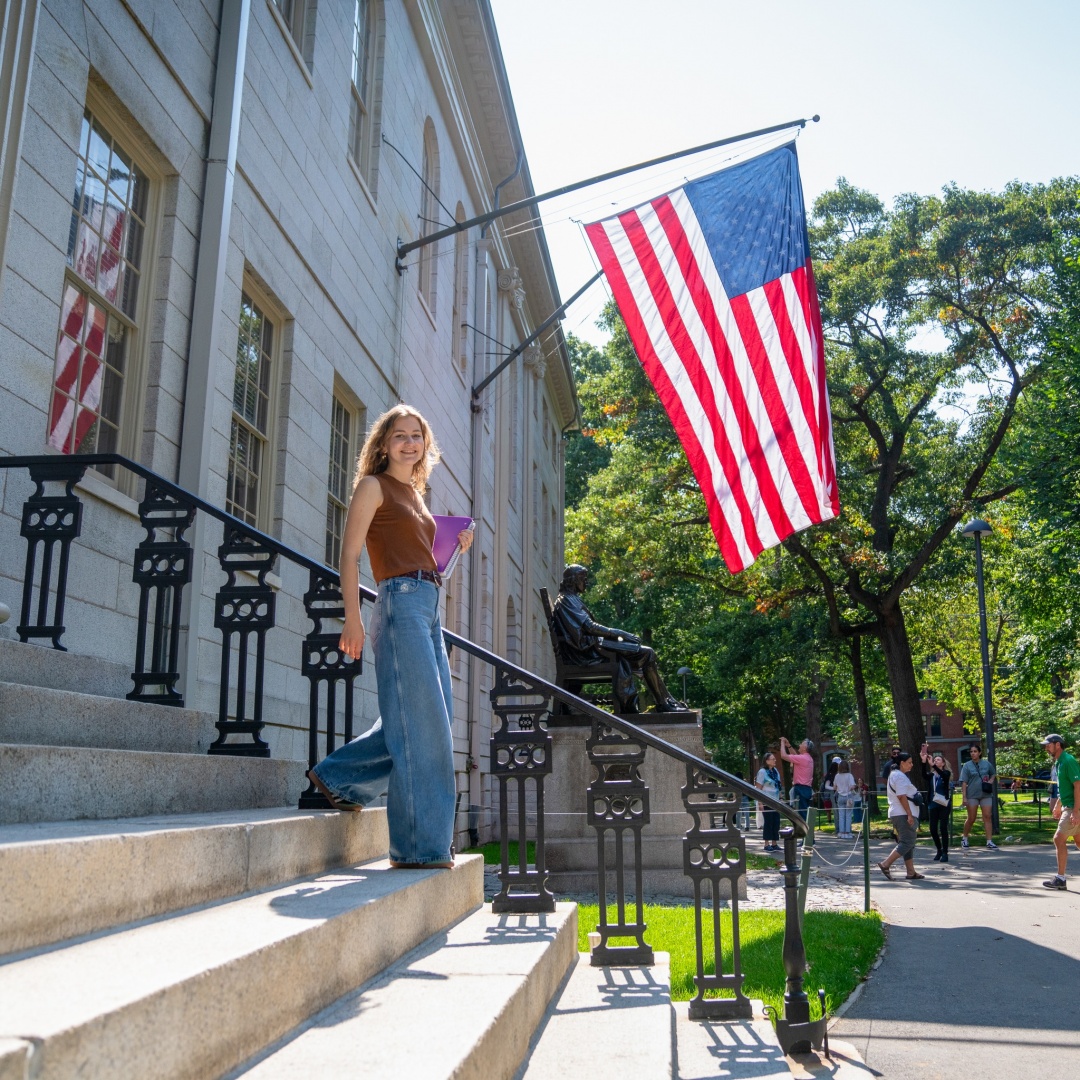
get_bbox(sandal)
[877,861,893,880]
[906,872,926,880]
[307,770,363,812]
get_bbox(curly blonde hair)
[355,404,441,492]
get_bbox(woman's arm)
[338,476,383,659]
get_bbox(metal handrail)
[0,452,803,831]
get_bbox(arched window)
[349,0,384,194]
[417,120,440,315]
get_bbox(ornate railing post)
[16,460,87,649]
[682,763,751,1018]
[771,826,826,1053]
[587,719,653,966]
[128,481,195,705]
[489,666,554,913]
[299,569,363,808]
[209,524,276,756]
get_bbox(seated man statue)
[551,564,688,714]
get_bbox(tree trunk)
[878,600,930,788]
[804,676,828,787]
[849,635,880,817]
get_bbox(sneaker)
[961,836,970,848]
[940,854,949,862]
[1042,876,1068,890]
[986,840,999,850]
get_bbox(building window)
[273,0,316,67]
[929,714,942,737]
[451,203,468,372]
[325,391,362,567]
[227,289,277,527]
[417,120,440,316]
[349,0,382,192]
[48,108,150,472]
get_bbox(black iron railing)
[0,453,821,1044]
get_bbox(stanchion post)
[862,803,870,914]
[797,806,816,921]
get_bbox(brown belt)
[386,569,442,587]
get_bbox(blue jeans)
[312,576,456,864]
[793,784,814,821]
[836,792,854,835]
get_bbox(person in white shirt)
[833,758,858,838]
[878,752,925,880]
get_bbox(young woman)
[959,743,998,850]
[755,752,783,853]
[878,751,924,881]
[307,405,473,869]
[833,759,857,838]
[921,744,953,862]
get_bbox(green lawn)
[463,840,536,864]
[575,904,882,1018]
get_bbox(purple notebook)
[432,515,474,576]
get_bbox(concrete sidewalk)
[818,839,1079,1079]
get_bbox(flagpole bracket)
[395,238,406,276]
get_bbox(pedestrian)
[1011,776,1022,801]
[920,744,952,862]
[881,746,901,783]
[833,759,857,838]
[822,757,840,826]
[779,736,816,821]
[306,405,473,869]
[878,751,925,880]
[1042,734,1080,890]
[959,743,998,850]
[755,752,783,853]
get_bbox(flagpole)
[395,115,819,271]
[472,269,604,402]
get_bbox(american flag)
[585,143,838,573]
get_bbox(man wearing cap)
[1042,734,1080,890]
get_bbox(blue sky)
[488,0,1080,345]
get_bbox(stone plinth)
[544,711,747,900]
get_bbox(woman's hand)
[339,617,365,660]
[457,528,474,553]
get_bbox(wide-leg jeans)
[312,576,456,864]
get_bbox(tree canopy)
[564,176,1080,781]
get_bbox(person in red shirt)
[779,735,816,821]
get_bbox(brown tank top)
[367,472,437,583]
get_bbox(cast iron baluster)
[209,523,276,756]
[587,720,653,966]
[489,665,554,913]
[682,763,751,1019]
[17,461,87,649]
[128,482,195,704]
[299,569,363,808]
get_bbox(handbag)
[978,764,994,794]
[932,769,950,806]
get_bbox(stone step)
[518,952,674,1080]
[0,679,213,753]
[0,742,305,824]
[0,637,131,698]
[0,807,389,955]
[228,902,578,1080]
[0,854,485,1080]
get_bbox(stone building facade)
[0,0,573,848]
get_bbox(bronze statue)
[551,564,688,714]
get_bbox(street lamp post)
[677,666,692,705]
[962,518,999,836]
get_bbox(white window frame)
[227,281,282,530]
[417,120,440,320]
[325,385,363,568]
[348,0,383,200]
[268,0,317,82]
[48,97,159,490]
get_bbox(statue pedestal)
[543,710,747,900]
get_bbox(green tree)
[787,178,1080,761]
